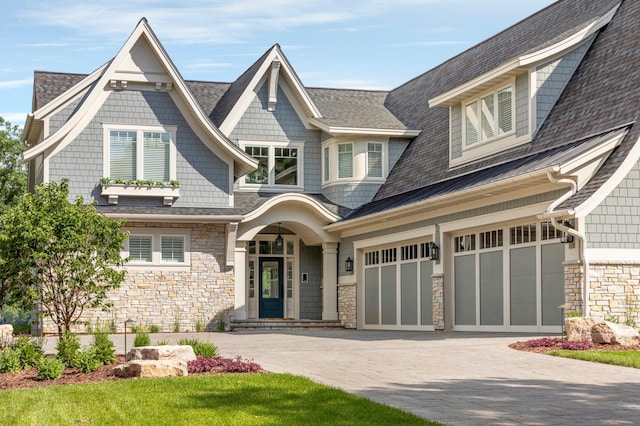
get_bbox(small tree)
[0,116,27,319]
[0,179,128,335]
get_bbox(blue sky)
[1,0,555,128]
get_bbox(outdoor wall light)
[429,242,440,261]
[275,222,284,251]
[345,256,353,272]
[560,220,575,244]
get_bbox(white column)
[233,242,247,320]
[322,242,338,320]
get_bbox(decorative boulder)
[591,321,640,346]
[126,345,196,363]
[565,317,596,342]
[113,359,188,378]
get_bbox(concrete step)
[230,319,344,331]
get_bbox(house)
[22,0,640,334]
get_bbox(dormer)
[429,2,619,168]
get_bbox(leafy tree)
[0,116,26,319]
[0,179,128,335]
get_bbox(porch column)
[322,242,338,320]
[233,242,247,320]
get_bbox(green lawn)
[548,350,640,368]
[1,373,439,425]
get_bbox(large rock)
[566,317,596,342]
[126,345,196,362]
[591,321,640,346]
[112,359,188,378]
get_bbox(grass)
[548,350,640,368]
[0,373,439,425]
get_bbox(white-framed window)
[124,228,190,268]
[104,124,177,182]
[338,143,353,179]
[464,84,513,147]
[367,142,383,178]
[241,142,302,189]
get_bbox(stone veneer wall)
[40,222,233,334]
[338,283,356,329]
[588,262,640,324]
[564,261,584,313]
[432,274,445,330]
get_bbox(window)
[367,143,383,178]
[124,229,190,268]
[108,128,174,181]
[510,223,537,245]
[242,143,302,188]
[338,143,353,178]
[454,234,476,253]
[161,236,184,263]
[129,235,152,263]
[323,147,329,182]
[465,85,513,147]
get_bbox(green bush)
[75,347,102,373]
[178,338,219,359]
[0,347,22,373]
[56,331,81,367]
[36,357,65,380]
[134,330,151,347]
[156,339,169,346]
[12,336,43,368]
[93,331,116,365]
[195,319,205,333]
[149,324,160,333]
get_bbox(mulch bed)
[509,339,640,354]
[0,355,265,392]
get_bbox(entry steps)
[230,319,344,331]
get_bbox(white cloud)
[0,79,33,89]
[184,62,233,70]
[0,113,27,124]
[385,40,470,48]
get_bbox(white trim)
[428,3,619,107]
[103,213,244,223]
[353,226,436,251]
[242,193,340,223]
[587,249,640,262]
[123,227,191,271]
[440,201,551,234]
[308,118,421,137]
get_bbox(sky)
[1,0,555,128]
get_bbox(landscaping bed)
[509,337,640,355]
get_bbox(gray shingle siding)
[299,242,322,320]
[535,37,594,131]
[229,81,322,192]
[450,105,462,159]
[389,138,410,170]
[585,159,640,248]
[48,90,231,207]
[49,98,81,134]
[322,182,381,210]
[515,73,529,137]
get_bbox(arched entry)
[233,194,341,321]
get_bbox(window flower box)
[100,180,180,206]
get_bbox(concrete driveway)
[47,330,640,425]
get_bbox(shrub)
[561,340,593,350]
[134,330,151,347]
[75,347,102,373]
[187,355,261,374]
[0,347,22,373]
[56,331,81,367]
[93,331,116,365]
[156,339,169,346]
[195,319,205,333]
[567,311,582,318]
[149,324,160,334]
[36,357,65,380]
[178,338,219,359]
[525,337,562,348]
[12,336,43,368]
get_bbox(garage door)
[363,242,435,330]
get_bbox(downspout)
[544,170,590,317]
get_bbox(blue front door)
[259,258,284,318]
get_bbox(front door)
[259,258,284,318]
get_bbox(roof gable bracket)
[268,60,281,111]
